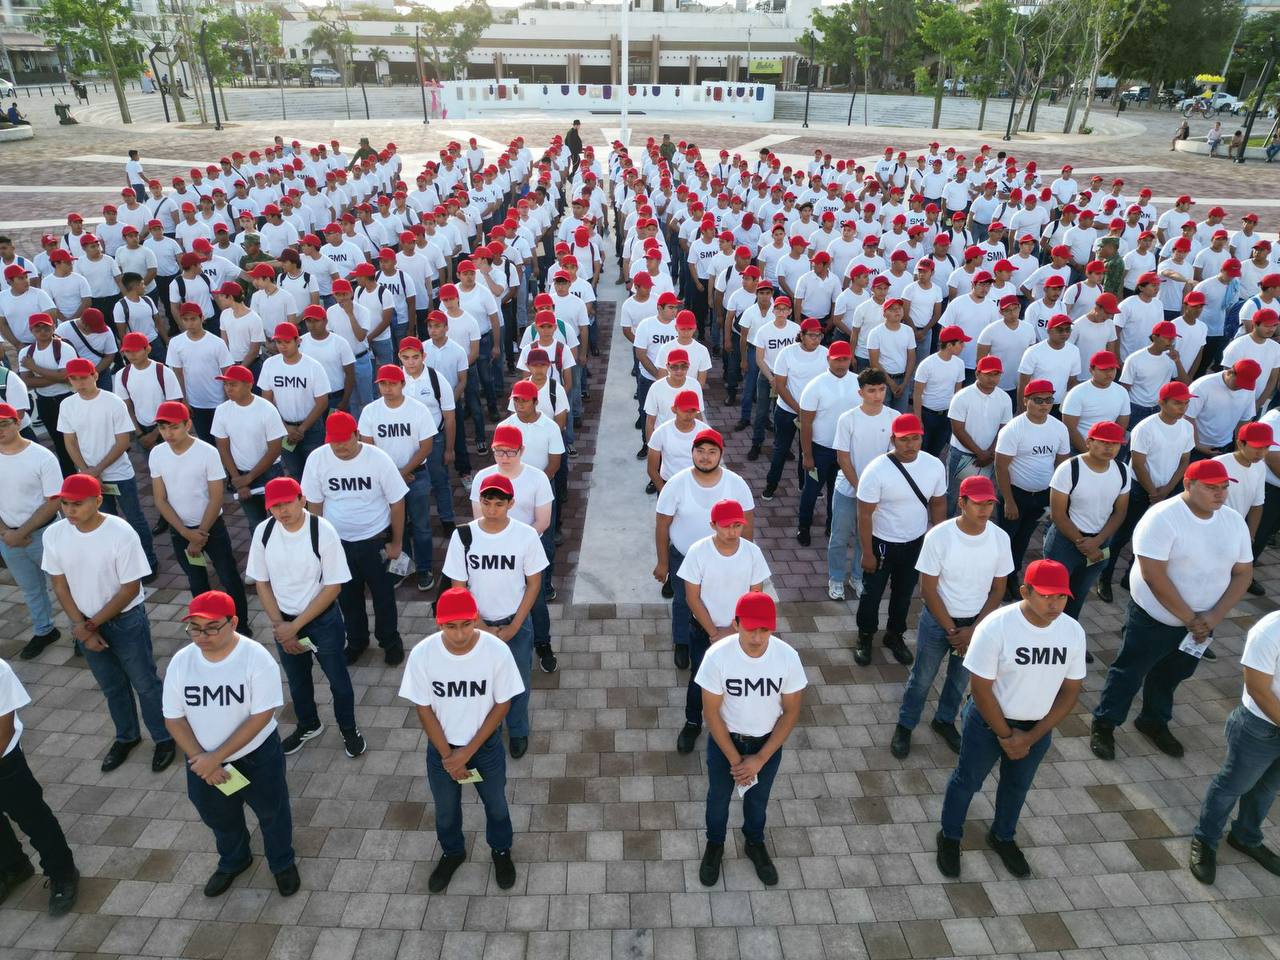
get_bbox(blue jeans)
[946,447,991,518]
[1041,525,1107,623]
[371,337,394,367]
[281,419,324,480]
[705,734,784,845]
[0,526,55,635]
[765,407,799,489]
[350,351,375,421]
[426,733,512,856]
[404,468,434,574]
[169,517,248,624]
[751,370,772,447]
[827,490,863,588]
[897,608,969,730]
[685,620,714,726]
[921,407,951,458]
[670,543,690,649]
[78,605,171,745]
[101,477,158,570]
[940,700,1053,842]
[1195,707,1280,851]
[740,349,759,422]
[186,731,294,874]
[276,604,356,731]
[425,438,456,524]
[798,442,837,531]
[493,617,534,737]
[338,535,401,654]
[1094,599,1200,728]
[530,526,555,647]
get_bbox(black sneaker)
[661,577,674,599]
[19,628,59,660]
[936,831,961,878]
[567,444,578,458]
[492,850,517,889]
[341,728,367,758]
[1203,648,1218,661]
[384,646,405,667]
[101,738,140,772]
[345,645,367,665]
[674,646,690,670]
[1090,718,1116,761]
[46,869,79,916]
[645,481,657,495]
[544,584,557,602]
[274,863,301,897]
[747,444,761,461]
[761,483,776,501]
[151,515,168,536]
[1134,716,1183,757]
[635,414,644,430]
[743,840,778,886]
[1085,650,1095,664]
[930,719,962,754]
[986,830,1030,878]
[676,722,701,754]
[854,631,874,666]
[203,859,251,897]
[417,570,436,592]
[477,441,490,455]
[536,643,558,674]
[1227,833,1280,876]
[428,853,466,893]
[281,722,324,755]
[1248,578,1266,596]
[698,842,724,886]
[796,527,811,547]
[1189,837,1217,884]
[152,740,176,772]
[1096,580,1113,603]
[890,724,911,759]
[635,444,648,460]
[883,633,914,665]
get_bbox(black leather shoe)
[645,481,657,495]
[854,632,874,666]
[19,628,59,660]
[1248,578,1266,596]
[1202,648,1217,661]
[152,740,176,773]
[761,483,776,501]
[1227,833,1280,876]
[509,736,528,759]
[744,841,778,886]
[699,842,723,886]
[883,633,914,665]
[747,444,761,461]
[101,738,141,772]
[930,719,962,754]
[46,869,78,916]
[889,724,911,759]
[428,853,466,893]
[1090,719,1116,760]
[492,850,517,889]
[383,646,405,667]
[796,527,811,547]
[1096,579,1113,603]
[734,420,751,432]
[1189,837,1217,884]
[936,831,961,878]
[635,444,648,460]
[274,863,301,897]
[344,645,367,666]
[986,830,1030,878]
[203,859,252,897]
[674,646,690,670]
[676,722,701,754]
[1134,716,1184,758]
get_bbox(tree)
[1225,11,1280,98]
[30,0,141,123]
[966,0,1016,129]
[810,0,918,90]
[1108,0,1238,100]
[913,0,977,128]
[306,7,356,83]
[1071,0,1158,134]
[415,0,493,81]
[1008,0,1082,135]
[367,46,390,82]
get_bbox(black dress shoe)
[19,628,59,660]
[883,633,914,665]
[152,741,176,773]
[1227,834,1280,876]
[428,853,466,893]
[1090,719,1116,760]
[101,738,141,772]
[1203,648,1217,661]
[345,645,367,665]
[743,840,778,885]
[493,850,517,889]
[46,869,78,917]
[676,722,701,754]
[635,444,648,460]
[796,527,810,546]
[384,646,405,667]
[674,646,690,670]
[986,830,1030,878]
[890,724,911,759]
[274,863,301,897]
[1189,836,1217,884]
[698,841,724,886]
[1248,578,1266,596]
[936,831,961,878]
[1096,579,1113,603]
[854,632,873,666]
[508,735,528,759]
[734,420,751,432]
[747,444,761,461]
[1134,716,1184,758]
[930,719,962,754]
[203,859,252,897]
[645,481,657,495]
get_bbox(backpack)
[1226,294,1261,342]
[260,513,322,566]
[175,272,212,303]
[1068,456,1128,497]
[432,523,473,615]
[24,337,63,365]
[121,361,166,392]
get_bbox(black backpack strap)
[434,523,474,614]
[1069,455,1080,496]
[308,513,321,561]
[261,516,277,547]
[887,454,930,511]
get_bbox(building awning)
[2,30,55,52]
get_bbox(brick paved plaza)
[0,106,1279,959]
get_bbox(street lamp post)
[620,0,630,146]
[415,24,429,124]
[802,32,814,128]
[846,24,857,126]
[1236,35,1279,165]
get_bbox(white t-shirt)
[856,452,947,542]
[913,352,965,411]
[940,295,998,367]
[245,514,351,616]
[1129,415,1194,489]
[358,397,437,471]
[220,309,266,365]
[643,376,705,429]
[113,361,184,428]
[300,333,356,395]
[211,396,287,479]
[995,414,1070,493]
[167,332,233,409]
[300,443,409,542]
[775,347,833,414]
[657,339,713,380]
[1119,349,1178,408]
[497,414,564,473]
[0,441,62,529]
[41,514,151,615]
[963,603,1086,721]
[916,518,1014,618]
[750,321,800,372]
[441,519,548,621]
[678,536,771,628]
[258,353,330,423]
[832,405,895,498]
[1061,380,1131,441]
[633,316,680,380]
[867,323,916,376]
[1222,335,1280,407]
[469,464,554,528]
[1241,610,1280,722]
[1216,452,1267,522]
[57,390,136,482]
[0,660,31,755]
[648,418,710,481]
[398,631,524,746]
[1017,341,1081,402]
[1129,497,1253,626]
[947,385,1012,452]
[1050,457,1130,533]
[148,439,225,528]
[656,467,756,555]
[694,635,807,738]
[798,370,860,447]
[161,637,282,760]
[1187,372,1256,449]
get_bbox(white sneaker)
[846,578,863,599]
[827,579,845,601]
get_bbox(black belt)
[950,615,978,628]
[729,731,771,748]
[1005,718,1039,731]
[484,614,516,628]
[281,602,337,624]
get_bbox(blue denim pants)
[798,442,838,531]
[281,419,325,480]
[0,526,55,636]
[425,429,457,524]
[78,604,171,745]
[1041,525,1108,623]
[670,543,690,649]
[705,734,784,845]
[750,369,772,447]
[940,700,1053,842]
[426,732,512,857]
[491,617,534,738]
[827,490,864,589]
[1195,706,1280,851]
[740,349,759,422]
[1095,599,1201,728]
[897,608,970,730]
[276,603,356,732]
[349,351,375,421]
[404,468,434,574]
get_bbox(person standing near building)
[935,559,1086,880]
[1091,458,1254,762]
[694,592,805,889]
[161,590,300,899]
[42,473,176,773]
[398,587,523,893]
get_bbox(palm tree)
[367,45,390,82]
[306,18,354,83]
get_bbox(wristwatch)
[82,619,98,634]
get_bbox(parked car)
[1121,85,1150,102]
[309,66,342,83]
[1177,91,1241,113]
[0,77,15,98]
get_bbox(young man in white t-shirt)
[893,475,1013,760]
[945,354,1013,516]
[248,477,364,760]
[211,364,288,530]
[797,340,858,544]
[912,325,968,457]
[694,592,805,889]
[936,559,1086,879]
[149,401,249,627]
[167,301,233,441]
[42,473,176,774]
[647,388,709,492]
[260,322,331,478]
[161,590,300,900]
[398,587,524,893]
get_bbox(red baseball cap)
[1159,381,1194,402]
[435,587,479,624]
[1023,559,1073,598]
[324,411,359,442]
[976,355,1003,374]
[479,474,515,497]
[1087,420,1125,443]
[264,477,303,508]
[734,592,776,631]
[1184,459,1236,485]
[1239,422,1278,448]
[154,401,190,423]
[375,364,406,384]
[694,428,724,449]
[891,413,925,436]
[511,380,539,402]
[939,325,972,343]
[183,591,237,622]
[1233,358,1263,390]
[1024,378,1055,397]
[492,424,524,450]
[1089,350,1119,370]
[52,474,101,501]
[65,358,97,379]
[958,475,997,502]
[710,499,746,527]
[216,365,254,384]
[673,389,701,411]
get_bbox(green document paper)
[216,763,250,796]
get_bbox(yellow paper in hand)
[457,768,483,784]
[215,763,250,796]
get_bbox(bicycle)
[1182,99,1218,119]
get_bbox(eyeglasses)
[1028,396,1054,405]
[493,448,520,458]
[185,619,229,637]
